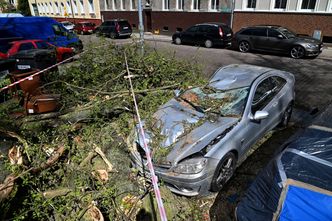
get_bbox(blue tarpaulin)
[279,185,332,221]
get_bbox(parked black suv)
[172,23,233,48]
[234,25,323,59]
[96,19,132,39]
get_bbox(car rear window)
[221,25,232,34]
[0,44,11,53]
[118,21,130,27]
[35,41,51,49]
[251,28,267,37]
[18,43,35,51]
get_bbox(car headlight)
[304,43,317,49]
[173,155,207,174]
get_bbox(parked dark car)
[96,19,132,39]
[172,23,233,48]
[234,25,323,59]
[74,22,96,35]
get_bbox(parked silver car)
[129,64,295,196]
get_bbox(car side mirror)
[250,110,269,121]
[277,34,284,39]
[174,89,182,97]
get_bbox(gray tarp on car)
[235,105,332,221]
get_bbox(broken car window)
[178,86,249,117]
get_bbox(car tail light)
[116,24,120,33]
[219,27,223,37]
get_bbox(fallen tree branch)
[0,128,31,162]
[31,145,65,173]
[42,187,72,199]
[94,144,117,173]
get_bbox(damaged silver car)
[129,64,295,196]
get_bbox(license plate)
[227,33,231,36]
[123,27,128,29]
[88,30,93,33]
[17,65,31,70]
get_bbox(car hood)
[141,98,239,164]
[294,36,321,44]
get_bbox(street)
[79,34,332,220]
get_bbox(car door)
[267,29,290,53]
[181,26,199,44]
[240,76,280,153]
[197,25,209,45]
[250,28,268,50]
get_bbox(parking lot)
[80,34,332,220]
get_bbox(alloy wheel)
[290,46,305,59]
[239,41,250,52]
[205,40,213,48]
[175,37,182,45]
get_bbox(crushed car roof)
[208,64,276,90]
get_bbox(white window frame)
[270,0,288,11]
[176,0,184,10]
[49,2,54,13]
[88,0,94,13]
[243,0,257,10]
[297,0,318,12]
[54,2,59,14]
[163,0,170,10]
[112,0,116,10]
[120,0,126,10]
[60,2,64,15]
[72,0,78,13]
[130,0,136,10]
[46,3,50,13]
[66,1,72,14]
[79,0,84,14]
[210,0,219,11]
[327,0,332,11]
[191,0,200,11]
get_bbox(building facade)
[233,0,332,41]
[27,0,102,25]
[99,0,331,41]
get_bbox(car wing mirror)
[250,110,269,121]
[174,89,182,97]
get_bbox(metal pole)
[137,0,144,54]
[230,0,234,29]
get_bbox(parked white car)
[61,21,75,32]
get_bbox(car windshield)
[278,27,296,38]
[178,86,249,117]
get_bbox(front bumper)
[305,44,323,57]
[130,150,218,197]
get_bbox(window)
[192,0,200,10]
[72,0,78,13]
[60,2,64,15]
[18,43,35,52]
[252,78,275,113]
[54,2,59,14]
[66,1,72,14]
[79,0,84,13]
[163,0,169,10]
[274,0,287,9]
[301,0,316,9]
[120,0,126,9]
[271,76,286,93]
[88,0,94,13]
[240,29,252,35]
[268,29,281,38]
[131,0,136,9]
[211,0,219,10]
[251,28,267,37]
[177,0,184,10]
[187,26,199,32]
[105,0,111,9]
[35,41,52,49]
[49,2,54,13]
[247,0,256,8]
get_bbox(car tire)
[175,37,182,45]
[210,152,236,192]
[110,32,117,39]
[204,39,213,48]
[278,103,293,128]
[238,41,250,53]
[290,46,305,59]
